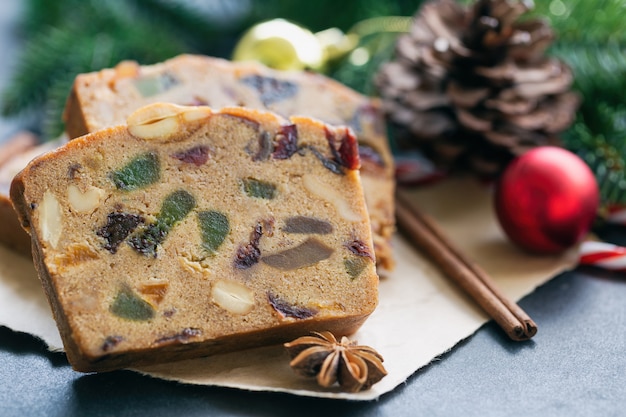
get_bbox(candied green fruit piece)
[344,257,369,279]
[134,72,179,97]
[262,238,333,270]
[199,210,230,254]
[110,152,160,191]
[129,190,196,257]
[110,285,155,321]
[159,190,196,228]
[242,178,277,199]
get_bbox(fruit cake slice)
[63,54,395,271]
[11,103,379,372]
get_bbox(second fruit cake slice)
[63,55,396,271]
[11,103,379,372]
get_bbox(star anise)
[284,331,387,393]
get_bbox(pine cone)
[376,0,579,176]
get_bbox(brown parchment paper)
[0,176,578,400]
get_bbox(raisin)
[272,124,298,159]
[171,146,210,166]
[110,152,160,191]
[101,335,124,352]
[234,222,264,269]
[154,328,202,346]
[262,238,334,270]
[198,210,230,255]
[240,75,298,106]
[308,145,344,175]
[68,163,82,179]
[242,178,277,199]
[133,72,179,97]
[325,127,360,171]
[282,216,333,234]
[345,239,375,261]
[267,292,317,319]
[128,224,167,257]
[110,285,155,321]
[128,190,196,257]
[97,212,145,254]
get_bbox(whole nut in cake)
[127,103,211,141]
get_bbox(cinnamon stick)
[395,188,537,341]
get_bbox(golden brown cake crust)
[63,55,396,270]
[12,104,379,372]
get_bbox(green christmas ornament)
[232,19,326,71]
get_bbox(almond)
[127,103,211,142]
[39,191,63,249]
[211,279,255,315]
[67,184,105,213]
[302,174,361,222]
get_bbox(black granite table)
[1,2,624,415]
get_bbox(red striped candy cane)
[579,241,626,272]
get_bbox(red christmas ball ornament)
[495,146,599,254]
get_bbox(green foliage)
[2,0,237,138]
[4,0,626,207]
[535,0,626,207]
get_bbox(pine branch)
[2,0,202,138]
[530,0,626,44]
[553,40,626,207]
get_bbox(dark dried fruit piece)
[272,124,298,159]
[154,327,202,346]
[283,216,333,235]
[358,144,386,175]
[198,210,230,254]
[97,212,145,254]
[68,163,82,179]
[133,72,179,97]
[308,145,344,175]
[345,239,375,262]
[129,190,196,257]
[110,285,155,321]
[242,178,277,199]
[268,292,317,319]
[348,103,386,136]
[110,152,160,191]
[338,129,360,171]
[101,335,124,352]
[262,238,334,270]
[325,127,360,171]
[344,257,369,279]
[234,221,265,269]
[171,146,210,166]
[240,74,298,106]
